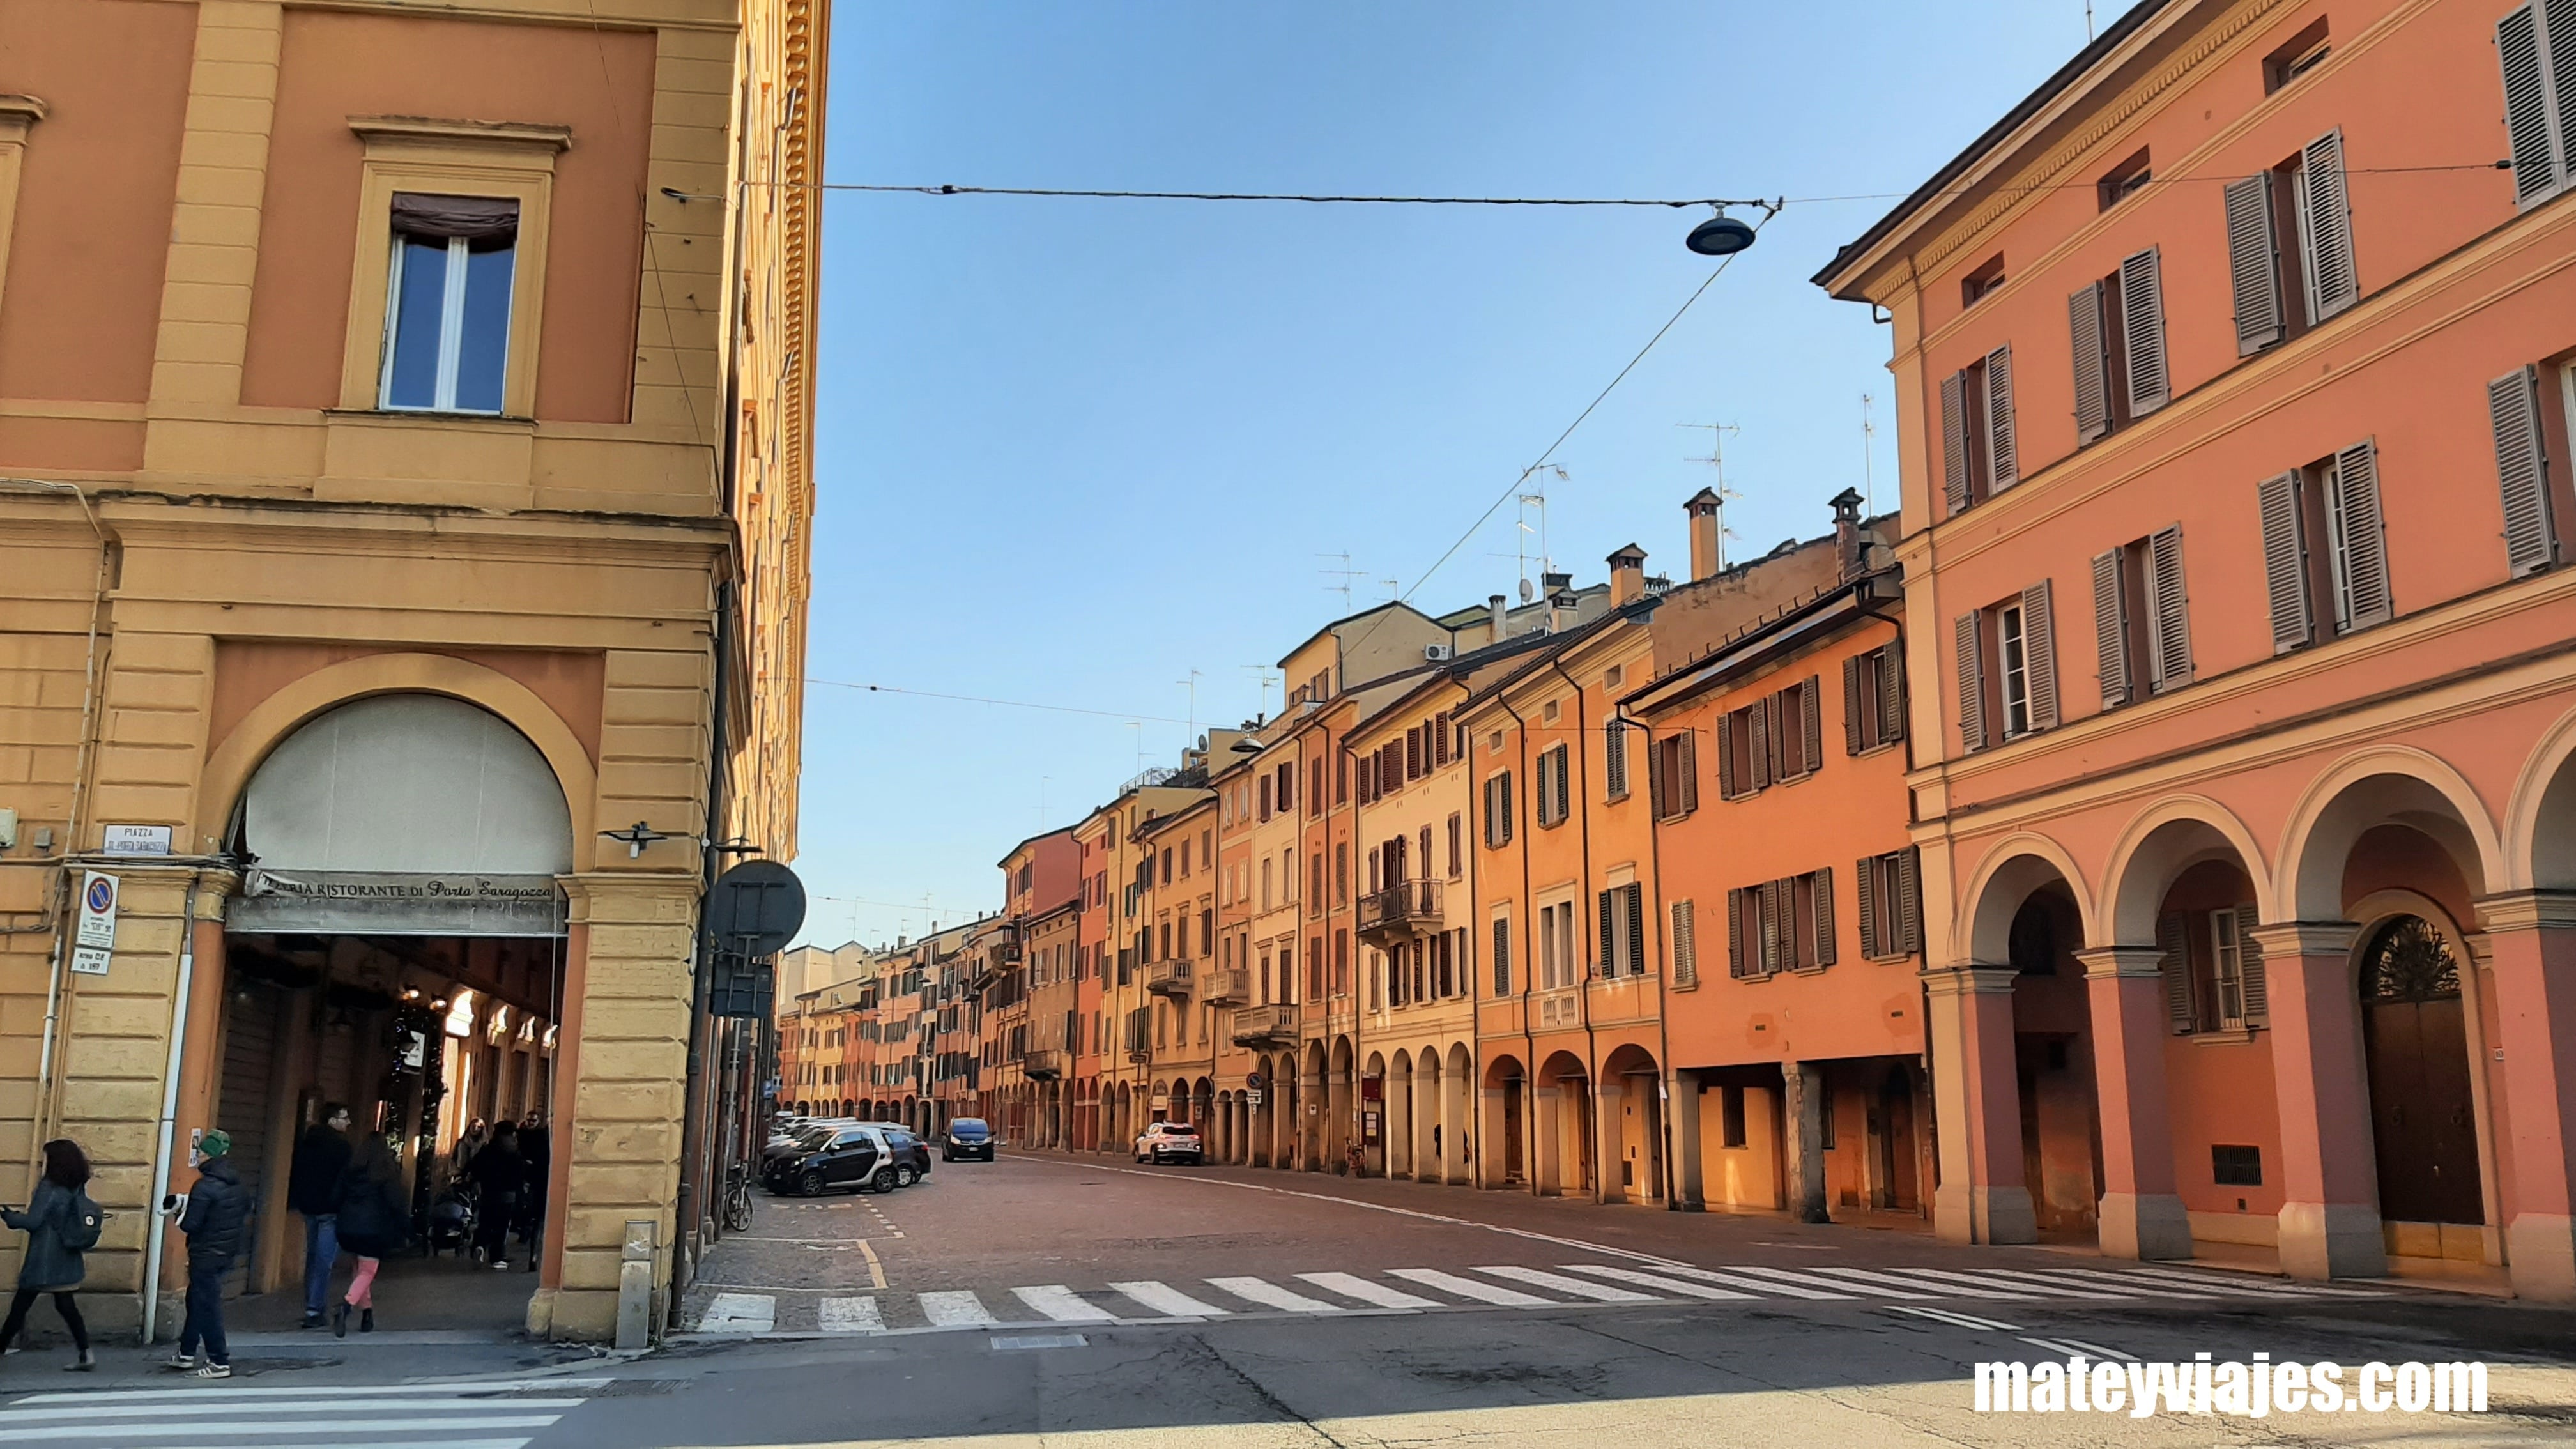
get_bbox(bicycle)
[722,1162,755,1233]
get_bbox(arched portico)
[1481,1053,1529,1189]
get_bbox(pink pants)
[345,1256,381,1308]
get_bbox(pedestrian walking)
[288,1103,352,1330]
[330,1134,406,1337]
[169,1130,248,1379]
[452,1119,487,1181]
[516,1112,550,1269]
[464,1121,525,1269]
[0,1140,102,1371]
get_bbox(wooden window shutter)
[1598,889,1618,977]
[1713,712,1734,798]
[1954,611,1986,753]
[1984,345,2018,491]
[2069,280,2111,445]
[1761,879,1788,972]
[1843,656,1867,755]
[1811,866,1836,968]
[2158,910,2195,1034]
[1433,712,1449,766]
[2258,471,2313,652]
[2492,365,2557,576]
[1749,694,1773,788]
[1385,742,1402,794]
[2235,903,2269,1026]
[2497,3,2564,207]
[1896,846,1922,953]
[1648,728,1668,814]
[1726,887,1746,979]
[1879,644,1906,745]
[2146,525,2192,690]
[2334,440,2393,630]
[1671,900,1697,988]
[2119,247,2170,415]
[1551,744,1571,825]
[1624,884,1646,978]
[2091,547,2132,710]
[2298,130,2359,321]
[1940,369,1972,513]
[1801,676,1824,774]
[1406,726,1422,780]
[2223,174,2284,355]
[1856,855,1881,959]
[1676,729,1697,813]
[1604,720,1629,800]
[2021,579,2059,730]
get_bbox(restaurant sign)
[231,870,565,937]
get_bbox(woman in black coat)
[330,1134,408,1336]
[464,1123,525,1269]
[0,1140,94,1370]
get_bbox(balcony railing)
[1023,1048,1065,1080]
[1229,1002,1296,1047]
[1200,967,1249,1006]
[1146,960,1193,999]
[1356,879,1443,943]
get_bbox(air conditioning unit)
[1424,643,1453,661]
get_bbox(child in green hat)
[169,1130,248,1379]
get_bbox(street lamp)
[1685,210,1758,257]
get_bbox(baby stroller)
[425,1183,477,1257]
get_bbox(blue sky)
[790,2,2104,949]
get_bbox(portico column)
[1669,1069,1705,1211]
[2076,946,2194,1260]
[1922,964,2035,1244]
[1782,1062,1830,1223]
[2476,891,2576,1301]
[2247,922,2384,1280]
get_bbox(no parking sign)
[70,872,118,976]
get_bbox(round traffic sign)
[705,859,806,955]
[84,878,114,914]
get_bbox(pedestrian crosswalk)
[677,1261,2385,1336]
[0,1377,610,1448]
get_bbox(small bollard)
[615,1219,656,1351]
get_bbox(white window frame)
[1998,603,2032,738]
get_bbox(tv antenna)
[1240,664,1279,721]
[1177,668,1202,736]
[1680,422,1743,571]
[1315,552,1367,610]
[1860,394,1878,516]
[1514,464,1565,602]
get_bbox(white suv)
[1134,1121,1204,1165]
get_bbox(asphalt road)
[8,1152,2576,1447]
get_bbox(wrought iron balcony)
[1200,967,1249,1007]
[1146,960,1193,999]
[1357,879,1443,944]
[1023,1048,1065,1080]
[1229,1002,1296,1047]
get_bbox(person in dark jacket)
[515,1113,549,1268]
[288,1103,352,1329]
[330,1133,406,1336]
[464,1122,524,1269]
[169,1130,248,1379]
[0,1139,95,1370]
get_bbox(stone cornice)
[1922,963,2020,995]
[2244,921,2358,956]
[349,116,572,154]
[2076,946,2166,979]
[2474,891,2576,933]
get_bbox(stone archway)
[1483,1053,1528,1188]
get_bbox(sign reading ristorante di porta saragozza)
[243,870,558,903]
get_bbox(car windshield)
[952,1121,988,1134]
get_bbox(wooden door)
[2360,918,2483,1226]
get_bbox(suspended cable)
[801,677,1199,727]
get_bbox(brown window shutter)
[2224,174,2284,355]
[1856,855,1881,960]
[1940,370,1972,514]
[2020,579,2059,731]
[2258,470,2313,652]
[2334,440,2393,630]
[2492,365,2557,576]
[2298,130,2359,321]
[1726,887,1745,979]
[1406,727,1420,780]
[1749,695,1773,787]
[1624,884,1646,979]
[2069,281,2111,445]
[1713,712,1733,798]
[2119,247,2169,415]
[2146,525,2192,690]
[1984,345,2018,491]
[2497,4,2561,206]
[1954,611,1986,753]
[1604,720,1628,801]
[1434,711,1450,766]
[2159,910,2195,1034]
[1879,643,1906,745]
[1671,900,1697,988]
[1598,889,1617,977]
[2091,547,2131,710]
[1648,729,1667,815]
[2235,903,2269,1026]
[1551,744,1570,825]
[1676,728,1697,813]
[1810,866,1836,968]
[1801,676,1823,774]
[1843,656,1866,755]
[1761,879,1787,972]
[1896,846,1922,953]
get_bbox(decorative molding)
[348,116,572,154]
[2244,921,2359,957]
[0,94,45,129]
[2473,890,2576,933]
[1921,963,2020,995]
[2076,946,2166,979]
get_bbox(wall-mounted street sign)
[100,824,173,856]
[71,871,118,976]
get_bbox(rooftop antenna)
[1240,664,1278,721]
[1380,578,1400,600]
[2085,0,2096,40]
[1860,394,1878,516]
[1315,552,1365,610]
[1177,668,1202,737]
[1680,422,1744,571]
[1514,464,1565,602]
[1038,775,1050,835]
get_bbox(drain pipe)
[139,868,203,1346]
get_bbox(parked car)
[774,1124,914,1196]
[886,1126,933,1181]
[1134,1121,1204,1165]
[943,1118,996,1162]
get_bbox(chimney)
[1542,571,1574,632]
[1607,544,1647,606]
[1489,593,1507,641]
[1830,487,1866,580]
[1685,487,1722,581]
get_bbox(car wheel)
[893,1165,917,1188]
[942,1151,954,1162]
[799,1170,825,1197]
[870,1167,898,1193]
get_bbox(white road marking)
[1885,1305,2022,1332]
[1110,1280,1232,1317]
[8,1383,611,1402]
[1013,1285,1116,1322]
[1803,1265,2027,1299]
[1967,1267,2207,1299]
[1679,1265,1867,1299]
[1877,1266,2128,1300]
[1296,1271,1439,1308]
[1557,1263,1760,1300]
[819,1296,885,1333]
[1473,1266,1659,1302]
[2119,1266,2384,1298]
[0,1419,561,1443]
[698,1292,778,1331]
[1207,1276,1342,1313]
[0,1400,583,1420]
[919,1290,999,1326]
[1387,1268,1552,1307]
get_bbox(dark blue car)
[942,1117,996,1162]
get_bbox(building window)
[1537,902,1581,990]
[1446,812,1463,877]
[1841,643,1906,753]
[1855,848,1922,960]
[1596,882,1646,977]
[1937,344,2018,514]
[1648,730,1697,821]
[2262,17,2331,93]
[2503,1,2576,206]
[2090,525,2193,709]
[1669,898,1698,988]
[1961,252,2006,308]
[2225,130,2358,358]
[380,194,518,415]
[1483,771,1515,848]
[2158,904,2270,1034]
[1718,677,1822,797]
[1491,913,1512,995]
[1728,869,1836,977]
[1956,583,2057,752]
[1535,744,1572,827]
[2259,440,2390,652]
[2490,361,2568,577]
[2070,246,2169,447]
[2097,146,2152,210]
[1603,719,1630,801]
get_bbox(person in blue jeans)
[169,1130,249,1379]
[287,1104,352,1329]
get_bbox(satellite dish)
[1518,578,1535,604]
